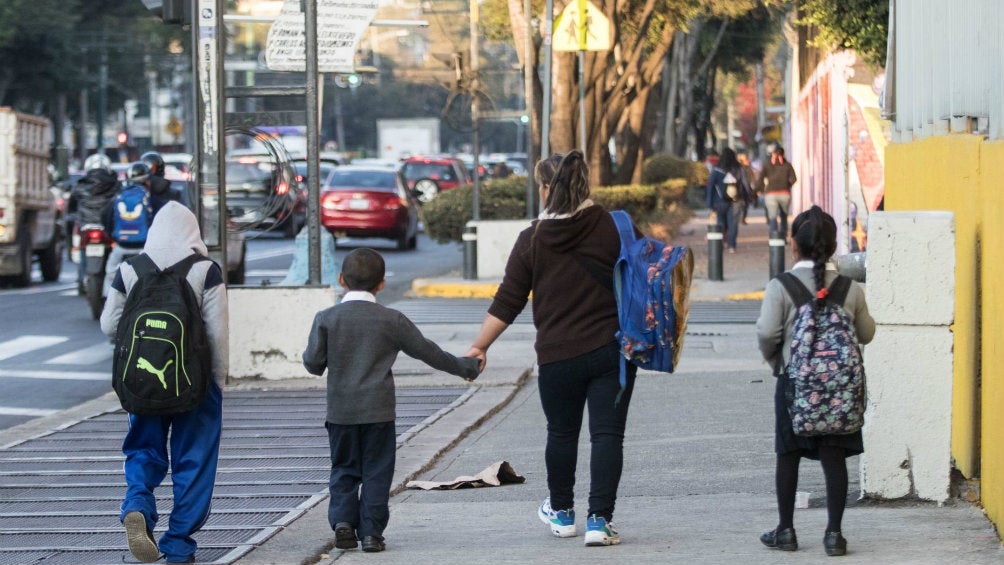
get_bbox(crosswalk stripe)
[0,369,108,381]
[0,406,59,417]
[0,336,69,362]
[45,343,113,365]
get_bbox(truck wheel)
[11,229,32,288]
[39,230,63,282]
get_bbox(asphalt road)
[0,231,463,432]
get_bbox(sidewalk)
[240,208,1002,564]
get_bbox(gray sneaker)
[124,511,160,563]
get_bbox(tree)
[798,0,889,68]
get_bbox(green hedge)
[642,153,710,189]
[422,176,690,244]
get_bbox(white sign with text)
[265,0,379,73]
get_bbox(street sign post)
[552,0,610,152]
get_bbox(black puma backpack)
[112,253,211,415]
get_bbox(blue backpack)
[112,184,152,244]
[610,210,694,389]
[777,273,866,436]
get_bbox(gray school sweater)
[302,300,480,425]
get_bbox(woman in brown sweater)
[466,150,640,547]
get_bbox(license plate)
[348,199,369,210]
[85,244,105,257]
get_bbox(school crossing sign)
[552,0,611,52]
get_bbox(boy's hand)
[460,356,481,382]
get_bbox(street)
[0,230,463,432]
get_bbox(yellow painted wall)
[979,141,1004,531]
[885,134,1004,533]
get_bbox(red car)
[399,155,471,203]
[321,165,420,250]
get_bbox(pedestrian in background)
[100,201,229,564]
[705,147,746,253]
[737,152,757,224]
[466,149,642,547]
[302,248,480,553]
[755,206,875,557]
[757,146,798,237]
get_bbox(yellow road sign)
[553,0,611,52]
[166,116,183,136]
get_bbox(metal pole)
[707,212,723,281]
[524,0,534,218]
[98,52,107,155]
[464,0,480,280]
[213,0,227,277]
[577,50,586,151]
[769,230,786,279]
[305,0,321,285]
[541,0,553,158]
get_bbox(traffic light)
[139,0,191,25]
[117,132,129,145]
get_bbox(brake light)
[276,181,289,195]
[381,194,403,210]
[322,193,342,209]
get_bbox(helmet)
[83,153,113,174]
[126,162,150,183]
[140,151,165,177]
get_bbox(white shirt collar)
[792,260,837,271]
[341,290,377,303]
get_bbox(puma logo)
[137,357,174,389]
[145,318,167,330]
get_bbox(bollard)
[769,230,786,279]
[707,214,723,281]
[462,222,478,280]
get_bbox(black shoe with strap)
[760,526,798,551]
[824,531,847,556]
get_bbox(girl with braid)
[755,205,875,556]
[466,150,643,547]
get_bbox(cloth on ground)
[405,461,525,490]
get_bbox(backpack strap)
[168,253,208,278]
[777,271,853,308]
[776,272,813,308]
[610,209,636,246]
[127,253,159,278]
[609,210,636,405]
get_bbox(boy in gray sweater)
[302,248,480,553]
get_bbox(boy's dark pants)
[325,421,396,538]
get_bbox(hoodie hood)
[532,203,606,253]
[79,170,119,197]
[143,201,208,269]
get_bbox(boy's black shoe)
[334,522,358,550]
[824,531,847,556]
[361,535,386,552]
[760,526,798,551]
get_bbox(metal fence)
[887,0,1004,141]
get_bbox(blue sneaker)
[538,498,576,537]
[585,514,620,546]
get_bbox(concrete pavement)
[237,209,1002,563]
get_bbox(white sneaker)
[538,497,576,537]
[584,514,620,546]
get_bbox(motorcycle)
[79,223,112,319]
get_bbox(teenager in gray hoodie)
[100,201,229,564]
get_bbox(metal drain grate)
[0,387,469,565]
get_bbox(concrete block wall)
[862,211,955,503]
[471,219,532,279]
[227,286,337,380]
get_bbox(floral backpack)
[777,273,865,436]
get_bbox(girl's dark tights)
[775,446,848,532]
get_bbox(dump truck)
[0,107,63,287]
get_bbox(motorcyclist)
[68,153,120,294]
[140,151,189,212]
[103,162,153,296]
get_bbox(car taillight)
[382,195,403,210]
[276,180,289,195]
[322,194,341,209]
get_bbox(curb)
[411,279,499,299]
